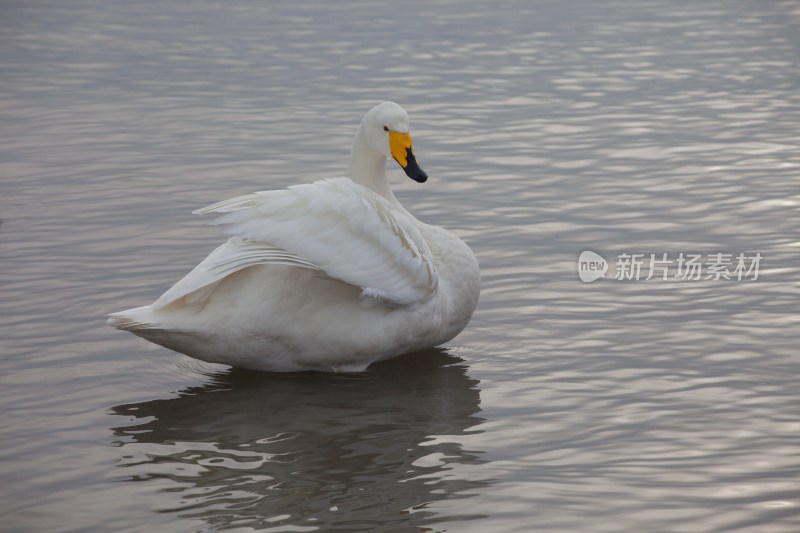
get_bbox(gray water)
[2,1,799,531]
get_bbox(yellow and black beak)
[388,130,428,183]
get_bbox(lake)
[1,0,799,531]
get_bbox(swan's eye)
[383,126,389,132]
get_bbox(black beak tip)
[402,148,428,183]
[409,168,428,183]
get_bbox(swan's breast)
[420,224,481,334]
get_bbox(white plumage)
[108,102,480,372]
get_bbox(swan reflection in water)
[110,349,488,531]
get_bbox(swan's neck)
[348,127,399,205]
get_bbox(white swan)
[108,102,480,372]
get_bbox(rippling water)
[2,1,799,531]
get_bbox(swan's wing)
[154,237,318,307]
[193,177,438,306]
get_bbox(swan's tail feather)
[106,306,162,332]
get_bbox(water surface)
[1,1,799,531]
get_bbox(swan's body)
[108,102,480,372]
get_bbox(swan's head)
[363,101,428,183]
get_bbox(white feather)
[194,177,438,306]
[153,237,318,307]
